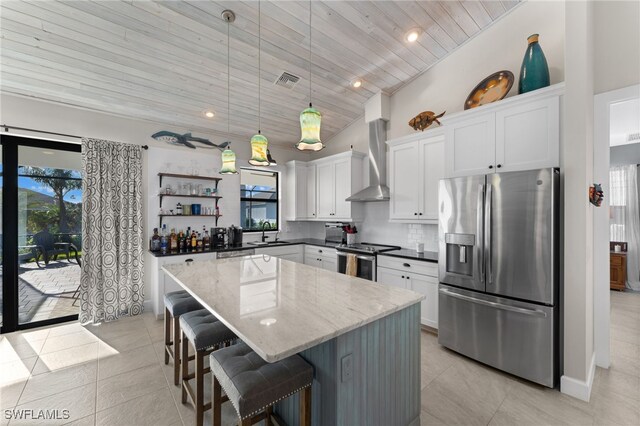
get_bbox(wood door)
[389,143,420,220]
[332,159,351,219]
[316,162,334,219]
[445,113,496,178]
[495,96,560,172]
[419,137,445,221]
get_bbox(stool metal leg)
[173,316,181,386]
[300,386,311,426]
[265,406,273,426]
[181,331,189,404]
[164,308,171,365]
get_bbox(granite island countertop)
[162,255,424,362]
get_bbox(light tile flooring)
[0,291,638,426]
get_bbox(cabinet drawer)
[378,255,438,277]
[611,255,623,266]
[304,245,335,257]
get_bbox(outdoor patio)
[0,259,81,326]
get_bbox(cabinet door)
[306,164,317,219]
[419,137,445,221]
[322,256,337,272]
[389,143,420,219]
[377,267,407,289]
[445,113,496,178]
[333,159,351,219]
[280,253,304,263]
[408,274,438,329]
[305,255,323,269]
[495,96,559,172]
[316,162,334,219]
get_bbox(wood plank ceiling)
[0,1,519,147]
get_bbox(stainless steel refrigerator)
[438,168,559,388]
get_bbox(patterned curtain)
[79,138,144,324]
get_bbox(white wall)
[594,0,640,94]
[561,0,596,401]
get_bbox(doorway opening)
[1,134,82,333]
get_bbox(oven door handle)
[336,252,375,262]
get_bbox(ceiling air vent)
[628,132,640,143]
[274,72,300,89]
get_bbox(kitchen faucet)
[261,222,270,242]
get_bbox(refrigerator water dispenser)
[445,233,475,276]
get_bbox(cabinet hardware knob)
[401,275,405,279]
[414,212,418,216]
[407,276,410,279]
[489,165,494,169]
[403,263,411,267]
[319,250,323,253]
[419,213,423,215]
[185,259,193,263]
[497,164,502,168]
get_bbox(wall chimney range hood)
[346,119,390,202]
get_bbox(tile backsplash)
[407,223,439,251]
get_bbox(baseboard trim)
[560,352,596,401]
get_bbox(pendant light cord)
[308,0,312,108]
[227,16,230,138]
[258,0,262,134]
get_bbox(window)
[240,169,279,232]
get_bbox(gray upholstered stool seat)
[180,309,237,426]
[164,290,202,316]
[210,342,313,426]
[163,290,203,386]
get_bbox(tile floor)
[0,291,638,426]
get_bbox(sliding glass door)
[1,135,82,333]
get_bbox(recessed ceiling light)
[203,110,215,118]
[405,29,420,43]
[41,150,54,155]
[352,79,362,88]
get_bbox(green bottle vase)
[518,34,550,94]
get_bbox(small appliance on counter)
[211,227,226,249]
[325,222,348,244]
[227,225,243,247]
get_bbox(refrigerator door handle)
[477,183,485,283]
[439,288,548,318]
[485,183,493,285]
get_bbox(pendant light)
[297,0,324,151]
[249,0,271,166]
[220,10,238,175]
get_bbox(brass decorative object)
[464,70,514,110]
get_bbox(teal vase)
[518,34,550,94]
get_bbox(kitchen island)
[162,255,423,426]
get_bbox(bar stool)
[210,341,313,426]
[180,309,237,426]
[164,290,203,386]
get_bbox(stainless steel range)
[336,243,401,281]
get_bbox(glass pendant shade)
[249,133,270,166]
[220,147,238,174]
[297,106,324,151]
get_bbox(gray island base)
[162,256,422,425]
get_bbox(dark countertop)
[148,238,342,258]
[379,249,438,263]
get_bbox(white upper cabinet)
[443,83,563,178]
[445,113,496,177]
[388,132,445,223]
[285,151,364,222]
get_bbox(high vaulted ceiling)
[0,1,519,146]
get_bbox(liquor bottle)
[215,205,220,217]
[191,230,197,249]
[186,227,192,251]
[197,232,203,250]
[170,228,177,251]
[203,228,211,250]
[160,224,168,255]
[150,228,161,252]
[178,230,185,251]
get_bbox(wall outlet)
[341,354,353,382]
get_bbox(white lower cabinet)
[254,245,303,263]
[377,256,439,329]
[304,245,337,272]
